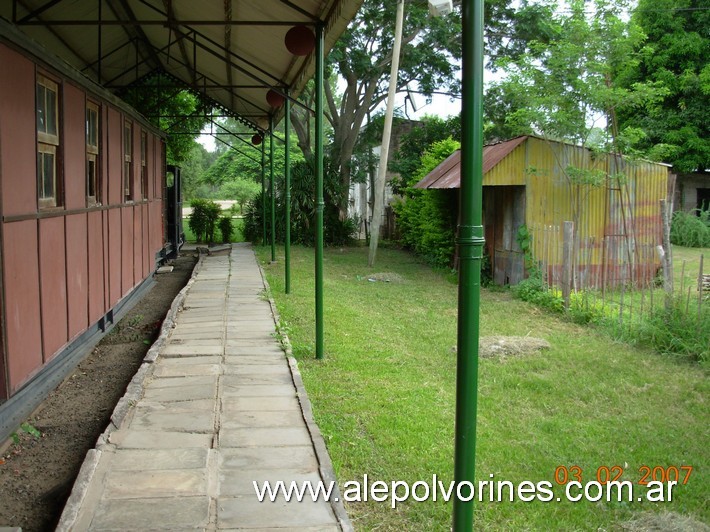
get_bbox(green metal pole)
[261,139,266,246]
[453,0,484,530]
[270,116,276,262]
[285,91,292,293]
[315,23,324,360]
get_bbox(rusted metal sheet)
[415,136,528,189]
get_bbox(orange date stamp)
[554,465,693,486]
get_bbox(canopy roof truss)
[2,0,362,131]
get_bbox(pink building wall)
[0,42,166,398]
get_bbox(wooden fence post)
[659,199,673,310]
[562,221,574,311]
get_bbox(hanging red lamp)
[266,89,285,108]
[251,133,263,145]
[285,24,315,56]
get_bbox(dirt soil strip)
[0,253,197,532]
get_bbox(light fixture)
[428,0,453,16]
[285,25,315,56]
[251,134,263,145]
[266,89,285,108]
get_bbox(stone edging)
[55,252,207,532]
[255,251,354,532]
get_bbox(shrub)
[219,216,234,243]
[188,199,222,243]
[393,138,460,269]
[511,270,565,312]
[670,209,710,248]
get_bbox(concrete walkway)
[58,244,350,531]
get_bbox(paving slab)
[58,244,351,531]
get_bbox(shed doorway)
[483,185,526,285]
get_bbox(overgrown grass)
[257,245,708,531]
[182,216,244,243]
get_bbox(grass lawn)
[256,244,708,531]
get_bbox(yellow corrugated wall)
[485,137,669,288]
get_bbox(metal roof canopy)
[1,0,363,132]
[414,136,528,189]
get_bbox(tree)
[616,0,710,173]
[288,0,556,216]
[291,0,461,214]
[390,114,461,193]
[487,0,667,150]
[219,179,260,214]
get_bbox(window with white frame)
[123,120,133,201]
[36,74,61,208]
[140,130,148,200]
[86,101,100,205]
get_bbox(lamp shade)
[285,25,315,56]
[266,89,285,108]
[251,134,263,145]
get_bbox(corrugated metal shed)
[0,0,363,130]
[414,135,671,288]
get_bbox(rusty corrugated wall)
[518,137,668,289]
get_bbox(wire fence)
[531,222,708,325]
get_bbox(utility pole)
[368,0,405,267]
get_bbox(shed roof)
[414,136,528,189]
[0,0,363,131]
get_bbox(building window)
[140,131,148,200]
[124,120,134,201]
[86,101,100,205]
[36,74,61,208]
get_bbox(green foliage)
[219,216,234,244]
[243,157,356,246]
[389,115,462,193]
[393,138,460,268]
[634,296,710,365]
[181,143,220,201]
[188,199,222,244]
[512,270,565,312]
[488,0,668,150]
[119,74,209,164]
[514,275,709,365]
[616,0,710,173]
[565,166,608,187]
[219,179,260,213]
[670,210,710,248]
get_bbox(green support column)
[315,23,325,360]
[453,0,484,530]
[270,116,276,262]
[261,139,266,246]
[285,91,292,293]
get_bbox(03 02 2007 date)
[554,465,693,485]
